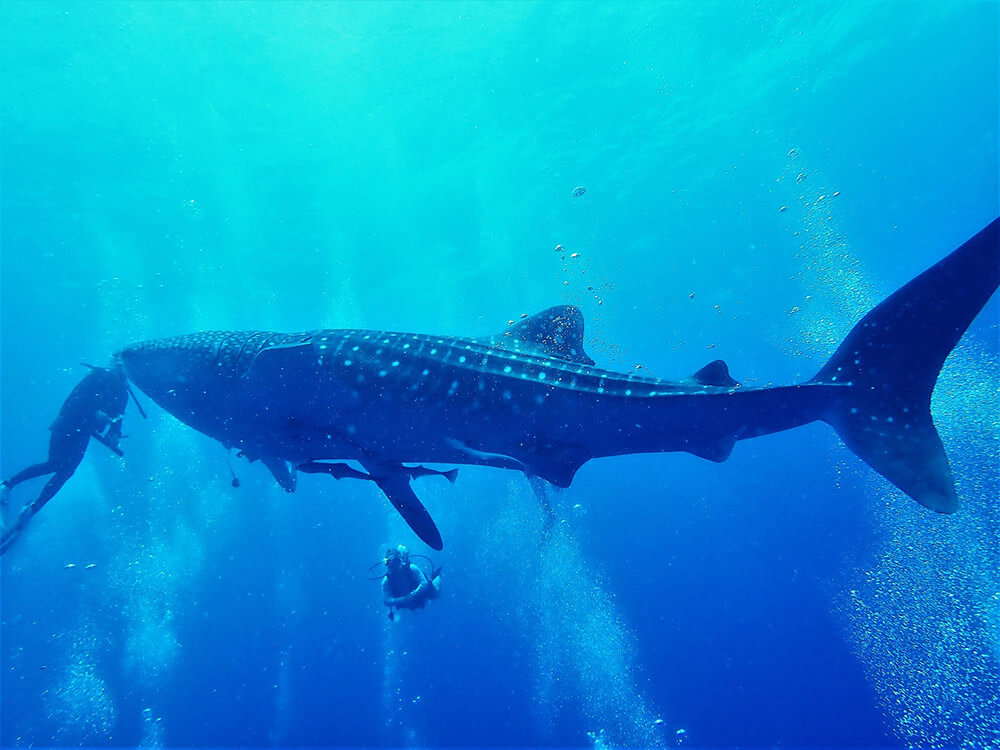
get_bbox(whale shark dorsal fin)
[690,359,740,387]
[495,305,595,365]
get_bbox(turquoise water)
[2,2,997,747]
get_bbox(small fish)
[64,563,76,569]
[572,186,586,197]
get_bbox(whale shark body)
[113,219,999,549]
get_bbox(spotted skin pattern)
[116,221,999,548]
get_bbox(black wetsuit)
[1,365,128,553]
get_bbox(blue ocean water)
[1,2,997,747]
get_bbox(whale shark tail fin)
[809,219,999,512]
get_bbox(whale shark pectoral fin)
[263,457,297,493]
[362,461,443,551]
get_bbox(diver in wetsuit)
[381,545,441,620]
[0,363,129,554]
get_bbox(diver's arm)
[92,414,124,456]
[409,565,430,599]
[383,578,409,607]
[384,566,429,607]
[397,565,430,605]
[92,429,124,457]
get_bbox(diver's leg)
[2,461,56,523]
[1,435,84,555]
[2,461,58,492]
[0,468,75,555]
[31,469,75,512]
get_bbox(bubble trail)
[481,479,667,748]
[44,623,117,745]
[779,150,1000,748]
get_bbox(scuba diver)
[1,362,131,554]
[378,545,441,621]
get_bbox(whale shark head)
[117,331,284,425]
[121,331,237,399]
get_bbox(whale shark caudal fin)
[810,218,999,512]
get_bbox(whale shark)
[109,219,998,550]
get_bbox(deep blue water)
[1,2,998,748]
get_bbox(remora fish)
[118,220,998,550]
